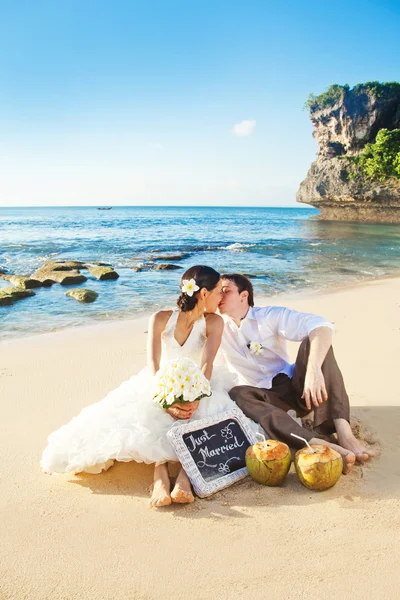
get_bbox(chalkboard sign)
[167,408,257,498]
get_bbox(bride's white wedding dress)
[41,310,262,475]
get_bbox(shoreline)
[2,271,400,346]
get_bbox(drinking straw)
[290,433,316,453]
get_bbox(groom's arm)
[263,306,334,342]
[302,326,333,409]
[259,306,334,409]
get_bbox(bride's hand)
[189,400,200,414]
[166,401,199,420]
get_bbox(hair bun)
[177,292,198,312]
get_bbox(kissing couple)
[41,265,375,507]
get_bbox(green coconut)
[246,439,291,486]
[295,444,343,491]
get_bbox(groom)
[217,273,375,471]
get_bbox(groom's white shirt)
[219,305,334,390]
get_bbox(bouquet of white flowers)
[153,358,212,409]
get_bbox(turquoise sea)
[1,206,400,340]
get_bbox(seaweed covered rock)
[149,253,188,261]
[7,275,43,289]
[66,288,99,303]
[32,267,87,286]
[86,265,119,280]
[0,287,35,305]
[44,260,87,271]
[154,263,182,270]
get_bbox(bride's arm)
[147,310,171,375]
[201,313,224,380]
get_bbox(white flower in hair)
[181,278,200,297]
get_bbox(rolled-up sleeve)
[265,306,334,342]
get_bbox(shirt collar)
[225,306,256,331]
[241,306,256,322]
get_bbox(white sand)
[1,277,399,600]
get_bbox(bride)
[41,265,262,507]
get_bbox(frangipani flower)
[181,278,200,297]
[248,341,263,356]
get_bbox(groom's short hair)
[221,274,254,307]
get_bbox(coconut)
[245,439,291,486]
[295,445,342,491]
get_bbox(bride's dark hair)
[177,265,220,312]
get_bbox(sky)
[0,0,399,207]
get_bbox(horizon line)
[0,204,315,209]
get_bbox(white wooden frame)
[167,408,257,498]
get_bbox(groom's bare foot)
[337,434,376,463]
[309,438,356,474]
[149,464,172,508]
[171,467,195,504]
[333,418,376,463]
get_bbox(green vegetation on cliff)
[304,84,349,111]
[347,129,400,182]
[305,81,400,112]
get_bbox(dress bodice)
[160,310,206,367]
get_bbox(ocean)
[1,206,399,340]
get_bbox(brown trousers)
[228,338,350,449]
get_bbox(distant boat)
[97,207,112,210]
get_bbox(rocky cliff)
[297,83,400,222]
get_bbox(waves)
[224,242,255,251]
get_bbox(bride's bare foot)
[150,480,172,508]
[149,463,172,508]
[309,438,356,474]
[171,467,195,504]
[334,418,376,463]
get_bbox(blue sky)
[0,0,399,207]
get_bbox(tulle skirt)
[40,366,261,474]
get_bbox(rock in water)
[32,267,87,286]
[66,289,99,303]
[246,439,291,486]
[0,287,35,305]
[149,253,189,261]
[7,275,43,289]
[86,265,119,280]
[154,263,182,270]
[295,445,342,491]
[0,293,14,306]
[43,260,86,271]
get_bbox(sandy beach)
[1,276,400,600]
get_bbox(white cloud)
[231,119,256,137]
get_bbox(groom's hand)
[302,365,328,410]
